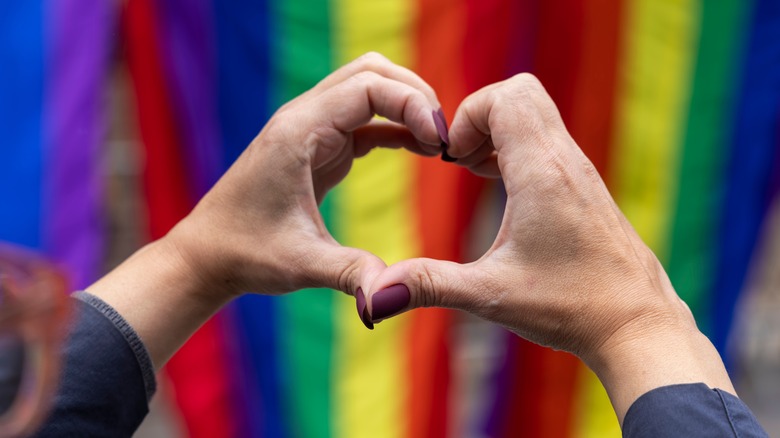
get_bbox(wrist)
[163,216,244,302]
[87,237,235,368]
[583,302,735,425]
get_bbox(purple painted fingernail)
[433,109,457,162]
[355,288,374,330]
[432,108,450,145]
[370,284,411,321]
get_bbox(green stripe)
[273,0,334,436]
[667,0,750,336]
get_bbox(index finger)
[302,71,441,170]
[312,71,441,144]
[448,74,571,170]
[311,52,442,110]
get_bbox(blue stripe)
[213,1,285,437]
[713,0,780,365]
[214,0,273,169]
[0,2,44,249]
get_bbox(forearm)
[86,235,232,369]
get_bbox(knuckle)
[469,264,510,320]
[350,70,381,87]
[355,51,389,68]
[411,262,440,309]
[580,155,602,183]
[538,150,579,194]
[299,248,361,294]
[502,74,551,114]
[510,72,544,91]
[335,257,361,294]
[421,83,438,102]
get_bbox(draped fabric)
[1,0,778,436]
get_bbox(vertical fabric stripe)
[214,0,273,168]
[272,0,335,436]
[568,1,625,437]
[42,0,113,289]
[518,2,585,436]
[0,2,43,249]
[610,0,700,264]
[213,0,280,435]
[123,1,237,436]
[667,0,751,336]
[713,0,780,362]
[574,369,618,438]
[600,0,701,435]
[156,0,223,197]
[123,0,194,238]
[569,0,623,180]
[153,1,247,437]
[330,1,416,437]
[470,2,537,436]
[414,0,477,436]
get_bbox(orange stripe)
[412,1,473,437]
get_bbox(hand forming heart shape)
[89,52,736,425]
[167,51,690,370]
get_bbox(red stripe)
[497,2,587,437]
[464,0,521,90]
[122,2,237,436]
[570,0,623,180]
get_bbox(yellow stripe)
[609,0,700,260]
[573,368,619,438]
[577,1,701,436]
[330,1,417,438]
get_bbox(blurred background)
[1,0,779,436]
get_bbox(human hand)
[88,53,444,367]
[166,52,443,299]
[363,74,734,421]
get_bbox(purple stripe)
[482,331,516,437]
[42,0,116,289]
[155,0,223,196]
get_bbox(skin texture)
[88,57,736,428]
[88,52,443,368]
[365,73,735,424]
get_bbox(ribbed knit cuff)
[72,291,156,402]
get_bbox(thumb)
[301,240,387,303]
[363,258,486,328]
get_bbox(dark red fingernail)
[355,288,374,330]
[441,149,457,162]
[432,108,450,145]
[371,284,411,321]
[433,109,457,162]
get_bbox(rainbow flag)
[1,0,778,436]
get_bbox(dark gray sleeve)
[623,383,768,437]
[32,291,156,437]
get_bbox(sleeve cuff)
[623,383,768,437]
[72,291,157,402]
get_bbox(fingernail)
[433,109,457,162]
[441,149,457,162]
[370,284,411,321]
[355,288,374,330]
[432,109,450,145]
